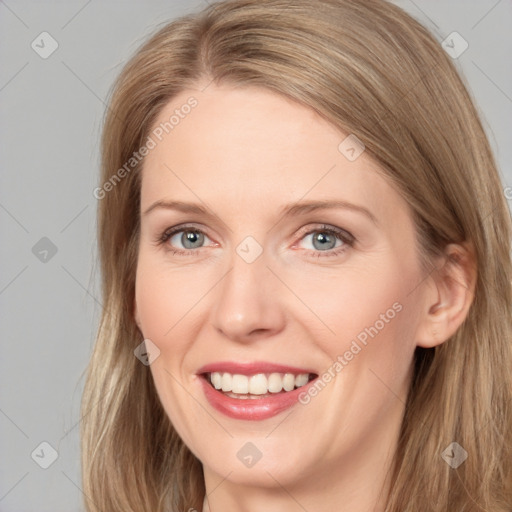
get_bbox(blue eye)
[156,223,355,258]
[171,230,207,250]
[302,231,340,251]
[158,226,213,255]
[296,225,354,258]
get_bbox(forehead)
[140,84,406,221]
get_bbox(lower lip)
[199,376,314,421]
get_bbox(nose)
[210,245,286,343]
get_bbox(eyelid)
[293,223,354,243]
[290,226,354,260]
[156,222,355,257]
[155,223,217,249]
[161,222,211,239]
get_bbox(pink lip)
[196,361,316,376]
[196,361,318,421]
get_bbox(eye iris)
[313,232,336,250]
[173,230,342,251]
[182,230,204,249]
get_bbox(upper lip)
[197,361,318,376]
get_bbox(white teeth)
[283,373,295,391]
[208,371,312,396]
[232,374,249,394]
[295,374,309,387]
[249,374,268,395]
[268,373,283,393]
[221,372,232,392]
[211,372,222,390]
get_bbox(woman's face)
[135,84,432,495]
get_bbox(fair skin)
[134,83,475,512]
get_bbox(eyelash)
[155,224,355,258]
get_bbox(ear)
[415,242,476,348]
[133,298,142,332]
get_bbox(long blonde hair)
[81,1,512,510]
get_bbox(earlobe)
[416,242,476,349]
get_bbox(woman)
[81,0,512,510]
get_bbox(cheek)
[285,258,422,402]
[134,257,208,342]
[286,260,414,355]
[135,259,210,448]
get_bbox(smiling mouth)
[202,371,318,399]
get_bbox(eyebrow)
[143,199,377,225]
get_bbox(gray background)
[1,1,511,510]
